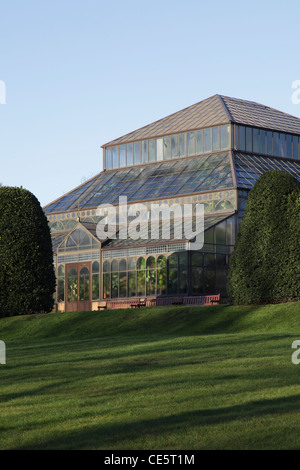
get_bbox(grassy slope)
[0,302,300,450]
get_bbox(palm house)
[44,95,300,311]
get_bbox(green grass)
[0,302,300,450]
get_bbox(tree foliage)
[0,187,56,316]
[227,170,300,305]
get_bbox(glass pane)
[157,255,167,268]
[192,252,202,266]
[259,129,266,154]
[286,134,292,158]
[146,256,155,268]
[134,142,141,164]
[111,260,118,272]
[203,269,215,293]
[246,127,252,152]
[103,260,111,273]
[293,136,299,159]
[58,278,65,301]
[171,135,179,158]
[106,148,112,170]
[146,269,156,296]
[68,268,78,302]
[142,140,148,163]
[137,270,145,296]
[163,136,171,159]
[128,271,136,297]
[216,220,226,245]
[187,132,195,155]
[267,131,273,155]
[112,146,118,168]
[92,274,100,300]
[238,126,245,151]
[156,138,163,161]
[128,258,136,270]
[127,143,133,166]
[212,127,219,151]
[111,272,118,298]
[273,132,279,156]
[119,259,126,271]
[191,266,203,294]
[103,273,111,299]
[168,267,178,294]
[119,144,126,167]
[137,257,145,270]
[279,133,286,157]
[253,128,259,153]
[168,253,178,267]
[204,254,215,268]
[220,125,230,150]
[119,272,127,298]
[58,264,65,276]
[149,139,156,162]
[203,128,212,153]
[92,261,99,273]
[195,129,203,154]
[179,134,186,156]
[157,268,167,295]
[79,267,89,301]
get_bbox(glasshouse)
[44,95,300,311]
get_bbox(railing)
[103,294,220,310]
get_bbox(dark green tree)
[0,186,56,316]
[227,170,300,305]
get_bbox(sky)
[0,0,300,207]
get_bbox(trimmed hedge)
[227,170,300,305]
[0,187,56,316]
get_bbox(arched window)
[137,257,145,297]
[79,267,90,301]
[68,268,78,302]
[103,261,111,299]
[128,258,137,297]
[157,255,167,296]
[92,261,100,300]
[57,265,65,301]
[119,259,127,298]
[111,260,119,298]
[146,257,156,296]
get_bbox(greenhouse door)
[65,262,92,312]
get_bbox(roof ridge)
[217,94,234,122]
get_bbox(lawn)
[0,302,300,450]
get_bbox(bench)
[98,301,107,311]
[131,299,146,308]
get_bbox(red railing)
[103,294,220,310]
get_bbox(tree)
[227,170,300,305]
[0,186,56,316]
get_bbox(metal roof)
[44,152,234,214]
[103,95,300,147]
[103,95,230,146]
[233,152,300,189]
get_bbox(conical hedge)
[0,187,56,316]
[227,170,300,305]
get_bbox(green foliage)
[227,170,300,304]
[0,186,56,316]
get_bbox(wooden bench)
[131,299,146,308]
[98,301,107,311]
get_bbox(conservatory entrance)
[65,262,92,312]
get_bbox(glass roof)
[45,152,233,214]
[234,152,300,189]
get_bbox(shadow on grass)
[16,393,300,450]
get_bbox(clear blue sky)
[0,0,300,207]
